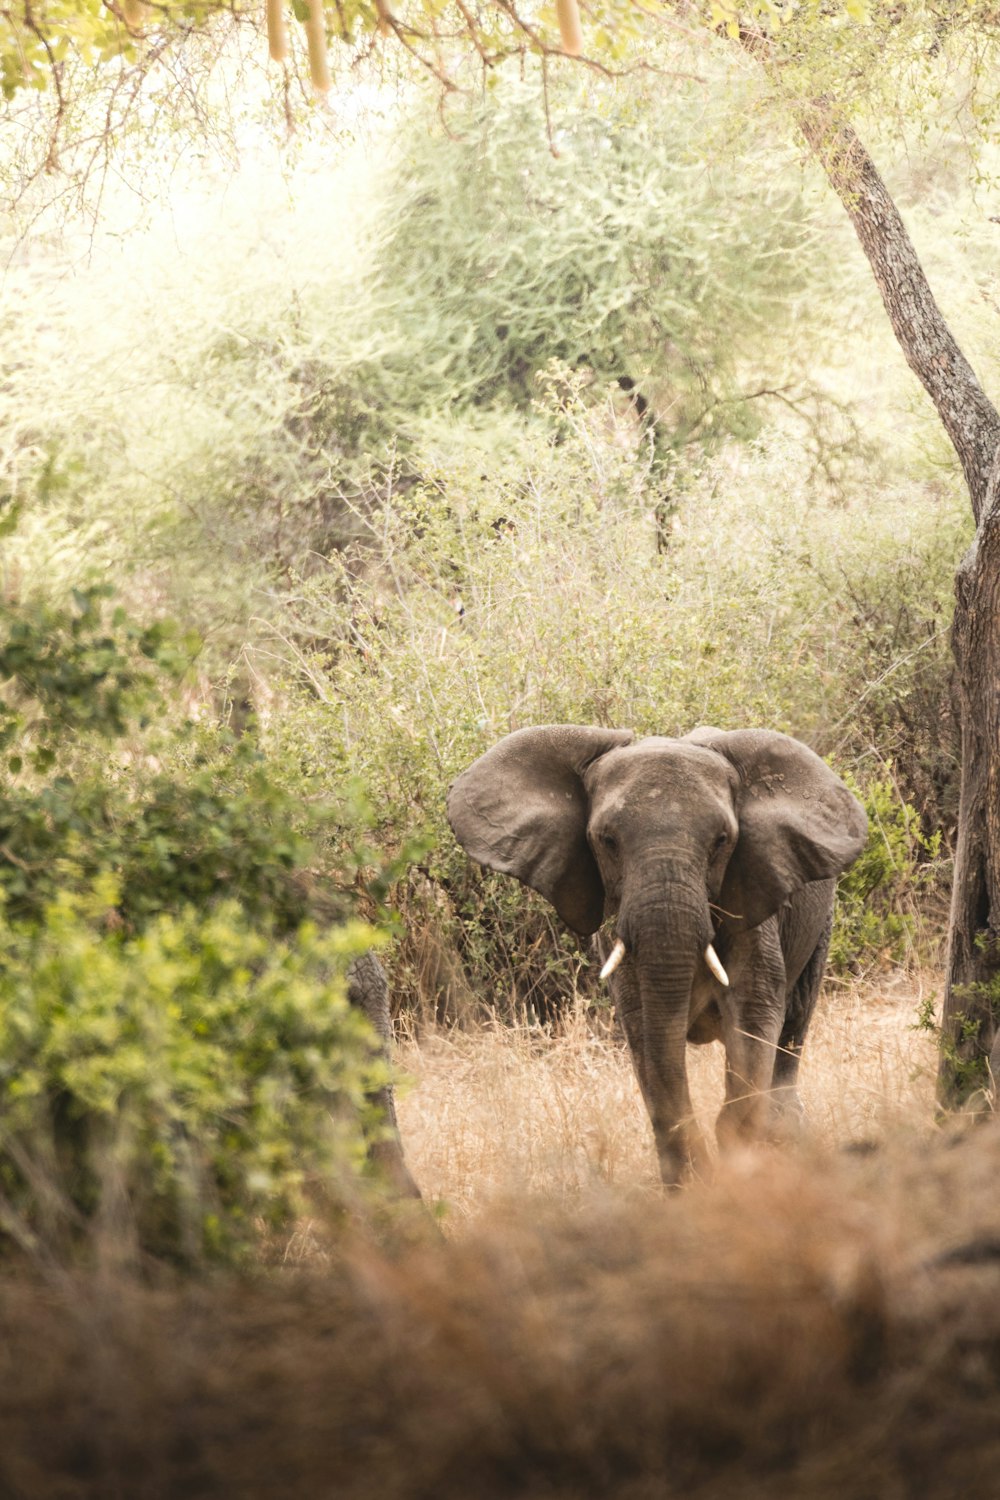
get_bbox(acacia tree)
[781,85,1000,1104]
[5,0,1000,1101]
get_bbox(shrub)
[369,75,827,443]
[0,890,382,1266]
[0,725,334,932]
[263,414,961,1008]
[0,582,195,761]
[0,589,414,1263]
[0,588,416,934]
[831,773,942,973]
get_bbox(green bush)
[262,414,960,1007]
[0,728,332,933]
[0,589,417,1262]
[831,773,942,973]
[368,76,826,444]
[0,890,382,1265]
[0,582,196,762]
[0,589,416,934]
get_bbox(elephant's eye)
[713,830,730,854]
[599,830,619,856]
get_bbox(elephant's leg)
[772,907,833,1120]
[347,952,421,1199]
[716,921,787,1150]
[718,1011,786,1148]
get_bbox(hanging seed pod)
[303,0,331,93]
[122,0,148,26]
[373,0,395,37]
[266,0,288,62]
[555,0,583,55]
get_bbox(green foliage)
[831,773,941,973]
[0,588,413,1262]
[0,588,425,935]
[0,890,381,1265]
[262,408,961,1007]
[823,532,963,837]
[922,928,1000,1104]
[913,989,996,1102]
[367,78,824,453]
[0,583,198,769]
[0,731,323,933]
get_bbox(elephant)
[447,725,867,1186]
[347,952,421,1199]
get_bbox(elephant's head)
[447,724,866,943]
[447,725,867,1181]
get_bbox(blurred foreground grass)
[2,1106,998,1498]
[5,981,998,1499]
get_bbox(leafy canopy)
[7,0,996,107]
[366,78,822,451]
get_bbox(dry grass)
[398,975,940,1217]
[3,1125,1000,1499]
[5,971,998,1500]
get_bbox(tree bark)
[941,454,1000,1102]
[781,98,1000,1102]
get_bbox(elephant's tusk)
[600,939,627,981]
[704,944,729,987]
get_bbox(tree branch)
[796,101,1000,522]
[737,25,1000,522]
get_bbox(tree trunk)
[941,456,1000,1103]
[785,101,1000,1102]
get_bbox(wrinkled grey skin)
[347,953,421,1198]
[447,725,867,1187]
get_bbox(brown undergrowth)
[3,979,998,1500]
[398,976,940,1215]
[2,1132,1000,1499]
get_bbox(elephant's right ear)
[447,725,634,936]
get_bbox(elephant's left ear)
[685,728,868,932]
[447,725,634,935]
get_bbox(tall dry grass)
[2,1119,1000,1498]
[398,977,940,1218]
[3,975,1000,1498]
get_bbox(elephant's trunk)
[628,884,713,1186]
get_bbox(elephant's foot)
[715,1087,806,1154]
[715,1095,769,1153]
[655,1120,712,1188]
[768,1086,807,1142]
